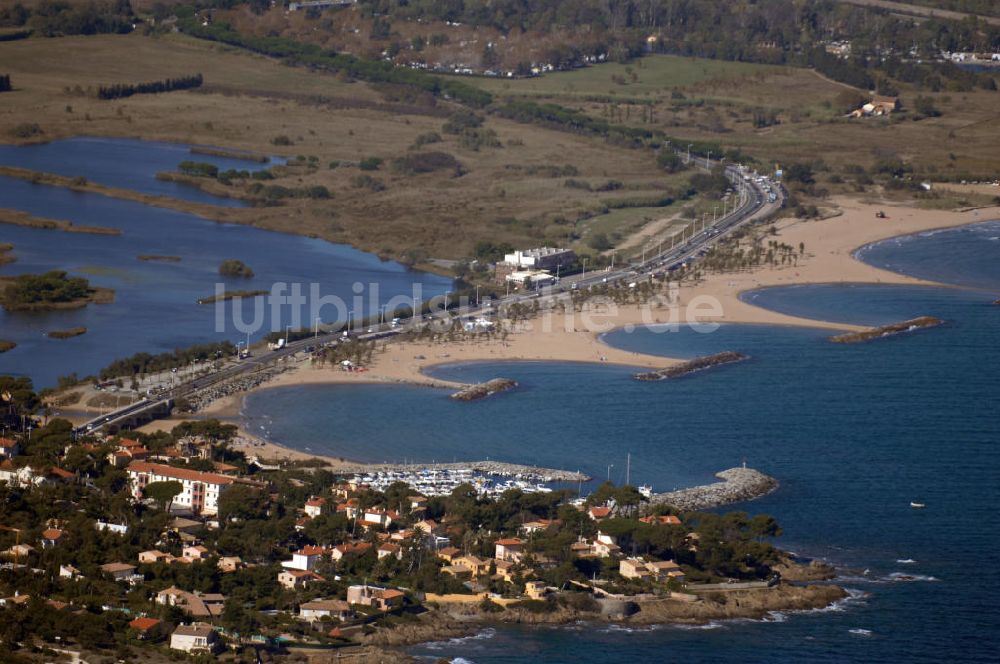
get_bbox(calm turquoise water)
[0,139,451,387]
[244,221,1000,662]
[0,136,280,207]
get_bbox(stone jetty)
[633,352,749,381]
[829,316,943,344]
[450,378,517,401]
[332,460,589,483]
[648,467,778,511]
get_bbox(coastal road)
[74,161,783,436]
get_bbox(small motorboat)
[910,501,926,508]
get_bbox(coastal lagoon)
[245,223,999,662]
[0,136,281,206]
[0,138,452,387]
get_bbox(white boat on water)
[910,502,926,508]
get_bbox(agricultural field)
[0,33,684,266]
[468,53,1000,183]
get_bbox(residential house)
[639,515,682,526]
[304,496,328,518]
[646,560,686,583]
[169,623,219,654]
[283,545,326,571]
[519,519,556,535]
[218,556,243,573]
[330,542,371,562]
[377,543,402,560]
[0,438,19,459]
[441,564,473,580]
[155,586,225,618]
[126,461,236,516]
[278,569,325,590]
[40,528,65,549]
[593,532,621,558]
[129,617,165,640]
[361,507,398,529]
[455,554,491,578]
[182,545,210,562]
[298,599,354,622]
[437,546,461,563]
[619,558,652,580]
[100,562,140,583]
[588,506,612,521]
[524,580,548,600]
[413,519,439,536]
[3,543,35,561]
[59,564,80,579]
[138,550,176,565]
[494,538,524,563]
[346,584,404,611]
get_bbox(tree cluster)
[96,73,203,100]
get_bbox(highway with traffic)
[74,160,785,435]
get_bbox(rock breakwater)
[829,316,943,343]
[649,467,778,511]
[450,378,517,401]
[185,365,290,412]
[634,352,749,381]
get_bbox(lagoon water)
[0,136,280,206]
[0,139,452,387]
[244,222,1000,662]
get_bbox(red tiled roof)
[129,617,161,631]
[41,528,64,541]
[495,538,523,546]
[126,461,235,485]
[297,545,325,556]
[589,506,611,518]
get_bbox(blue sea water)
[245,220,1000,662]
[0,139,451,387]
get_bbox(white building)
[126,461,235,516]
[299,599,354,622]
[282,545,325,571]
[506,270,556,290]
[169,623,218,653]
[503,247,575,271]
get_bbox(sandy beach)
[138,195,997,466]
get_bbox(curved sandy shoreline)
[148,196,998,467]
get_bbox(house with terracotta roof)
[361,507,398,529]
[278,569,326,590]
[441,563,473,580]
[330,541,371,562]
[304,496,328,518]
[519,518,557,535]
[346,584,404,611]
[126,461,236,516]
[494,538,524,563]
[588,506,612,521]
[639,515,682,526]
[40,528,65,548]
[283,545,326,571]
[129,616,166,640]
[377,542,402,560]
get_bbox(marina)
[349,467,559,498]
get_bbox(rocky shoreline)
[450,378,518,401]
[634,351,749,381]
[648,467,778,511]
[184,364,291,412]
[364,582,847,649]
[829,316,943,343]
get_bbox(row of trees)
[96,73,203,100]
[97,340,235,380]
